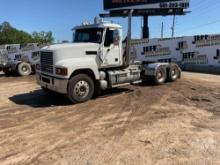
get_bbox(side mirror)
[113,30,120,45]
[72,32,75,42]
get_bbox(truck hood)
[41,43,99,65]
[42,43,99,52]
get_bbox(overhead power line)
[176,19,220,33]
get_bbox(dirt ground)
[0,72,220,165]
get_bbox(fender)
[6,60,22,70]
[143,62,170,76]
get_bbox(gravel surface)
[0,72,220,165]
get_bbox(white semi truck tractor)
[0,43,41,76]
[36,13,181,103]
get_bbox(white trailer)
[180,35,220,74]
[0,43,41,76]
[131,35,220,74]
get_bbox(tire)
[168,65,180,82]
[17,62,32,76]
[67,74,94,104]
[154,67,167,85]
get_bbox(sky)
[0,0,220,42]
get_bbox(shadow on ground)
[0,71,20,77]
[0,74,15,78]
[9,90,71,108]
[9,88,133,108]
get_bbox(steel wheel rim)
[74,81,90,99]
[21,65,29,74]
[157,70,164,83]
[171,68,178,79]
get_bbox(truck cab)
[37,19,124,76]
[36,18,180,103]
[74,21,124,68]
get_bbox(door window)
[104,29,114,47]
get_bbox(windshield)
[74,28,103,43]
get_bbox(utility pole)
[171,15,176,37]
[143,15,149,39]
[161,22,164,38]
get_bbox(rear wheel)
[67,74,94,104]
[168,65,180,82]
[154,67,167,85]
[17,62,32,76]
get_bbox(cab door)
[101,28,121,68]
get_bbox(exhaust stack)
[124,10,133,68]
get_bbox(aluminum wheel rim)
[157,71,164,83]
[171,68,178,79]
[21,66,29,74]
[74,81,90,99]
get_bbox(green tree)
[32,31,54,44]
[0,21,54,45]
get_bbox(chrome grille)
[40,51,53,74]
[0,52,8,65]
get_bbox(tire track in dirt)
[90,86,171,164]
[0,73,220,164]
[22,93,132,165]
[0,88,133,165]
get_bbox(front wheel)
[17,62,32,76]
[67,74,94,104]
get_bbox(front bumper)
[36,73,68,94]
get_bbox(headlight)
[55,67,68,76]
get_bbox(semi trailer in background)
[131,34,220,74]
[0,43,41,76]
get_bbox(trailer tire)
[168,65,180,82]
[17,62,32,76]
[154,67,167,85]
[67,74,94,104]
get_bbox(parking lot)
[0,72,220,165]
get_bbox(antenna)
[161,22,164,38]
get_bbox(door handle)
[107,49,110,52]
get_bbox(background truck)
[131,34,220,74]
[0,43,41,76]
[36,14,181,104]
